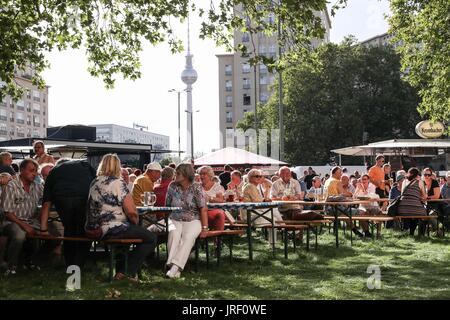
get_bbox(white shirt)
[203,182,225,201]
[270,178,302,211]
[353,182,379,210]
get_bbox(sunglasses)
[253,175,262,178]
[423,173,432,177]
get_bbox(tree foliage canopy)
[237,39,422,165]
[0,0,333,100]
[389,0,450,123]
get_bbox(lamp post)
[168,89,186,161]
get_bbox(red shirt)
[153,180,173,220]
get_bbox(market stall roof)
[332,139,450,157]
[194,147,288,167]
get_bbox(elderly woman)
[87,154,156,281]
[165,163,209,279]
[242,169,283,224]
[227,170,244,201]
[198,166,226,231]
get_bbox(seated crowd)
[1,144,449,281]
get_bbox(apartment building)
[217,7,331,148]
[0,65,49,142]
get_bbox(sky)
[42,0,391,156]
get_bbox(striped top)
[398,179,426,216]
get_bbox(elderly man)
[271,167,322,221]
[132,162,162,206]
[0,152,16,177]
[39,163,55,181]
[2,159,43,274]
[32,140,55,165]
[341,175,355,196]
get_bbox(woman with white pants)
[165,163,209,278]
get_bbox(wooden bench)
[194,229,246,270]
[27,234,143,282]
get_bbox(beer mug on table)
[142,192,157,206]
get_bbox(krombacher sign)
[415,120,446,139]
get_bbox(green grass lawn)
[1,229,449,300]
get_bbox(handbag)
[387,180,416,216]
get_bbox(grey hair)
[161,166,175,180]
[312,175,321,182]
[198,165,215,179]
[176,163,195,183]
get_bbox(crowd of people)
[1,144,450,281]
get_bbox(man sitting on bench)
[2,159,46,275]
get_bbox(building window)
[16,100,25,111]
[33,103,41,114]
[27,115,31,125]
[16,112,25,124]
[16,126,25,137]
[243,94,251,106]
[33,90,40,102]
[259,45,267,55]
[0,109,7,121]
[242,32,250,43]
[268,45,277,58]
[242,63,251,74]
[9,112,14,122]
[259,64,268,74]
[260,93,269,103]
[0,124,7,135]
[243,78,251,90]
[225,80,232,92]
[225,64,232,76]
[260,75,268,85]
[26,90,31,99]
[32,129,40,137]
[226,111,233,123]
[226,96,232,107]
[243,109,248,114]
[33,115,40,126]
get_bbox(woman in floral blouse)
[87,154,156,282]
[165,163,209,279]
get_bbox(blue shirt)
[389,185,401,199]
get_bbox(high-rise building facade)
[217,7,331,148]
[0,65,49,142]
[92,124,170,150]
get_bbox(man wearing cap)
[389,172,406,200]
[132,162,162,206]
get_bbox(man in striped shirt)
[2,158,43,274]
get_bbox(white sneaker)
[165,265,181,279]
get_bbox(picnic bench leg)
[333,207,339,248]
[306,227,310,252]
[229,236,233,264]
[315,226,318,250]
[109,245,114,283]
[124,246,129,275]
[194,239,199,272]
[284,229,288,259]
[205,238,210,269]
[247,211,253,261]
[217,236,221,267]
[271,209,275,258]
[293,230,297,253]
